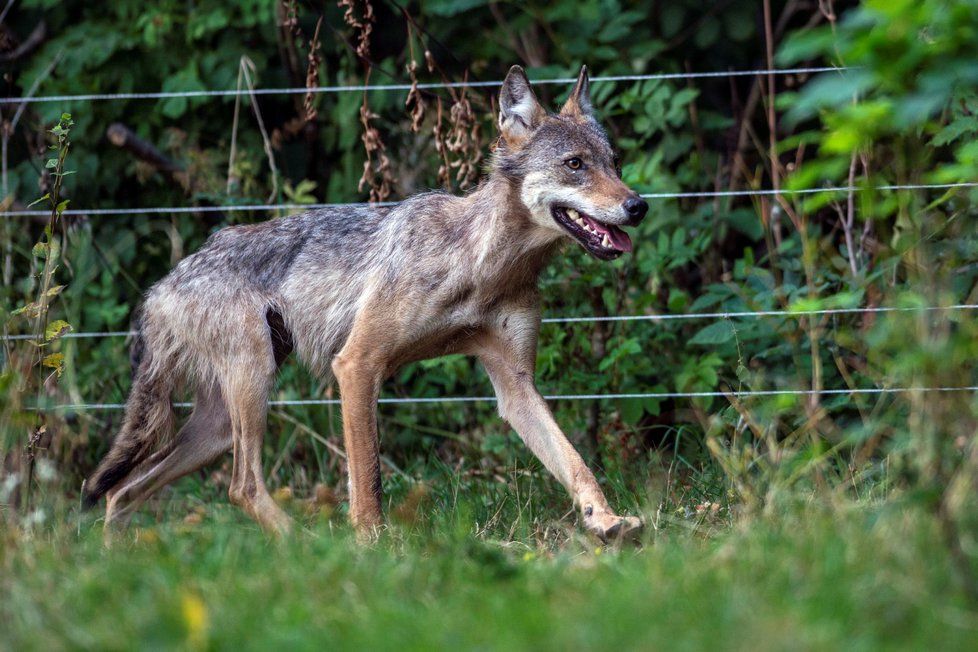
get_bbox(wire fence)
[18,303,978,411]
[43,385,978,412]
[7,63,977,412]
[5,304,977,342]
[0,66,848,106]
[4,182,976,219]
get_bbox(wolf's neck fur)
[453,172,561,280]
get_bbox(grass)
[2,465,976,651]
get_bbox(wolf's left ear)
[560,65,593,118]
[498,65,545,145]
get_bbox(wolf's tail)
[82,315,177,508]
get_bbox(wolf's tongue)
[605,225,633,252]
[580,213,633,252]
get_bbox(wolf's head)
[493,65,647,261]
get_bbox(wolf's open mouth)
[551,206,633,260]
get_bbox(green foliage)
[2,112,75,511]
[0,4,977,607]
[1,0,788,479]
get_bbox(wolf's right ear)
[498,65,545,146]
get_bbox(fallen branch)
[106,123,182,174]
[0,21,45,63]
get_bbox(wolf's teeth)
[602,235,611,247]
[567,208,579,219]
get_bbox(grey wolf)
[83,65,647,542]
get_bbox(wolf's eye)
[565,157,583,170]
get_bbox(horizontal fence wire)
[8,64,975,411]
[5,304,978,342]
[4,202,394,218]
[541,303,978,323]
[0,66,848,106]
[19,305,978,410]
[4,183,977,218]
[42,386,978,411]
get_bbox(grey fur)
[85,65,647,543]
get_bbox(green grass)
[2,472,976,651]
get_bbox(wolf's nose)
[623,197,648,224]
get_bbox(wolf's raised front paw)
[584,509,644,544]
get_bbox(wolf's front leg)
[475,328,642,543]
[331,344,384,538]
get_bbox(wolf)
[83,65,647,542]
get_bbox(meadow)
[3,1,978,649]
[4,466,975,651]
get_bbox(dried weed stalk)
[404,26,426,133]
[282,0,299,32]
[348,7,484,197]
[405,60,426,133]
[304,16,324,121]
[358,89,394,203]
[271,2,323,146]
[432,96,451,188]
[446,82,481,188]
[338,0,374,60]
[427,82,483,189]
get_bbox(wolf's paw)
[584,510,644,545]
[352,519,387,546]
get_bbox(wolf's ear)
[560,65,593,118]
[498,65,545,145]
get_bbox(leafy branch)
[10,112,74,510]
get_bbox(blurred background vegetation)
[1,0,977,605]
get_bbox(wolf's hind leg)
[104,383,232,530]
[225,361,293,535]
